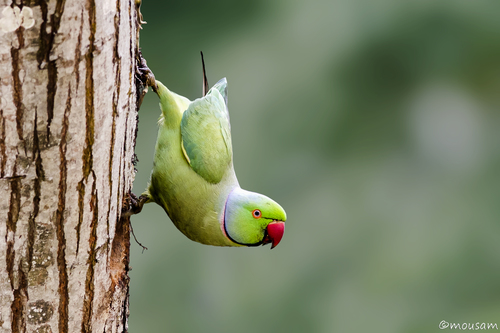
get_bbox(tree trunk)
[0,0,141,332]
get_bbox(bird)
[140,53,286,248]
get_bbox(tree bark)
[0,0,141,332]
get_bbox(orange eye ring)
[252,209,262,219]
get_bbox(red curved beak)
[263,221,285,249]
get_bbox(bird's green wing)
[181,78,232,184]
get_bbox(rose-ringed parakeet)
[141,54,286,248]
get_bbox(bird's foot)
[121,191,149,252]
[122,191,148,217]
[135,50,157,108]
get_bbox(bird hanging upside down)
[140,53,286,248]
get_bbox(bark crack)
[107,0,122,267]
[11,28,25,153]
[5,164,20,298]
[81,1,97,331]
[6,163,22,332]
[11,269,27,333]
[81,172,98,333]
[37,0,67,139]
[0,108,5,177]
[77,0,97,257]
[116,118,129,215]
[82,2,95,180]
[30,109,44,267]
[73,9,84,258]
[74,10,84,91]
[121,286,129,333]
[55,86,72,333]
[6,169,21,236]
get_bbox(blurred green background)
[130,0,500,332]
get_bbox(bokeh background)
[130,0,500,332]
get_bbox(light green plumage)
[143,76,286,247]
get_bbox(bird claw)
[120,191,149,252]
[135,50,157,108]
[122,191,148,217]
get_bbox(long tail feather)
[201,51,209,96]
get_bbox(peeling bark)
[0,0,141,332]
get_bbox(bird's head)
[223,188,286,249]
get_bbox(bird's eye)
[252,209,261,219]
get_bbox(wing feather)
[181,79,232,184]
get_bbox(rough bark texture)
[0,0,139,332]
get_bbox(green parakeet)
[142,55,286,248]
